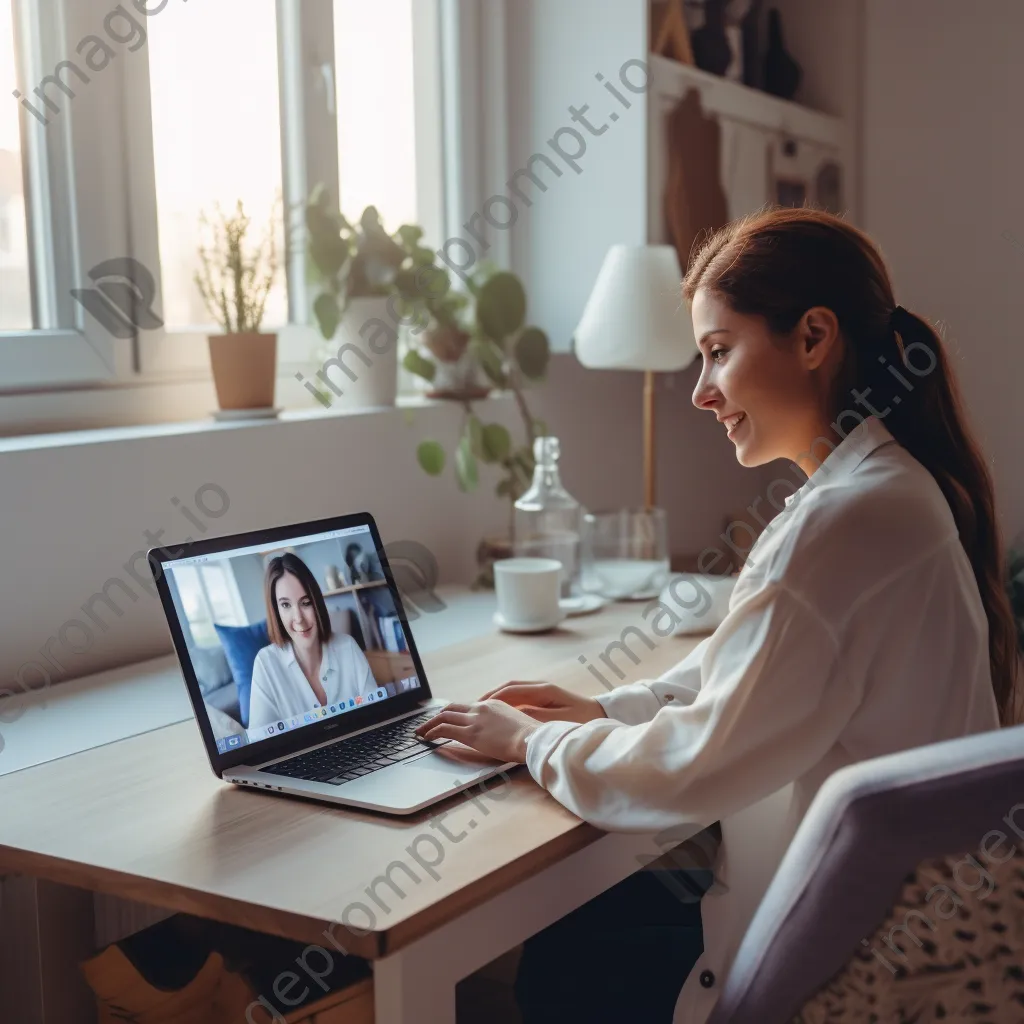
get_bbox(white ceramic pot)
[417,347,492,400]
[321,296,398,409]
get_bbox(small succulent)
[194,199,278,334]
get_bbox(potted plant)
[305,185,408,408]
[408,268,551,587]
[393,238,490,400]
[195,200,279,411]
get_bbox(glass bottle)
[514,436,583,600]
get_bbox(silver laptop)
[150,512,515,815]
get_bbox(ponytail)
[873,308,1020,725]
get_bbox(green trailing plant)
[412,267,551,542]
[304,186,552,544]
[195,199,278,333]
[304,184,408,341]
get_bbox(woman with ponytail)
[417,208,1020,1024]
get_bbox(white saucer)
[212,406,282,421]
[493,611,565,634]
[560,593,607,616]
[610,586,662,601]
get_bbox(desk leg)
[373,945,457,1024]
[371,829,695,1024]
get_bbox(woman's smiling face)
[274,571,319,648]
[690,289,840,468]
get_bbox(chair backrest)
[708,724,1024,1023]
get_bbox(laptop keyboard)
[261,709,446,786]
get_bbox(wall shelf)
[648,54,843,146]
[322,580,389,598]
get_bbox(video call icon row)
[263,688,389,737]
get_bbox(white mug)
[494,557,565,631]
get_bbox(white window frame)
[438,0,510,268]
[0,0,457,409]
[200,561,247,627]
[1,0,136,388]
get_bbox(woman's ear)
[797,306,841,371]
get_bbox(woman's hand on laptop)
[415,700,542,763]
[477,682,609,725]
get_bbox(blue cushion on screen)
[213,620,270,728]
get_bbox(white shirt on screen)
[248,632,377,732]
[522,415,1001,1024]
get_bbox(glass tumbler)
[580,508,670,600]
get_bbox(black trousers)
[513,867,711,1024]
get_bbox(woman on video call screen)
[248,552,376,730]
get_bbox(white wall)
[505,0,650,351]
[861,0,1024,538]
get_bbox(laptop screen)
[161,523,424,756]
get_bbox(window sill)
[0,389,513,454]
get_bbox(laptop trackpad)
[404,746,505,776]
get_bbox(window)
[147,0,287,330]
[0,4,33,330]
[333,0,418,232]
[0,0,451,409]
[0,0,134,389]
[174,563,246,648]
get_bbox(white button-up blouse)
[523,415,1001,1023]
[248,632,377,733]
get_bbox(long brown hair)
[264,552,333,648]
[683,206,1020,725]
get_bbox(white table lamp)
[573,244,698,508]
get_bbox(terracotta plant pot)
[208,332,277,410]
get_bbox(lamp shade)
[572,245,697,372]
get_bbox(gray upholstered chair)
[708,724,1024,1023]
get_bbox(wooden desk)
[0,603,707,1024]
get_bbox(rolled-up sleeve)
[525,584,852,833]
[594,636,710,725]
